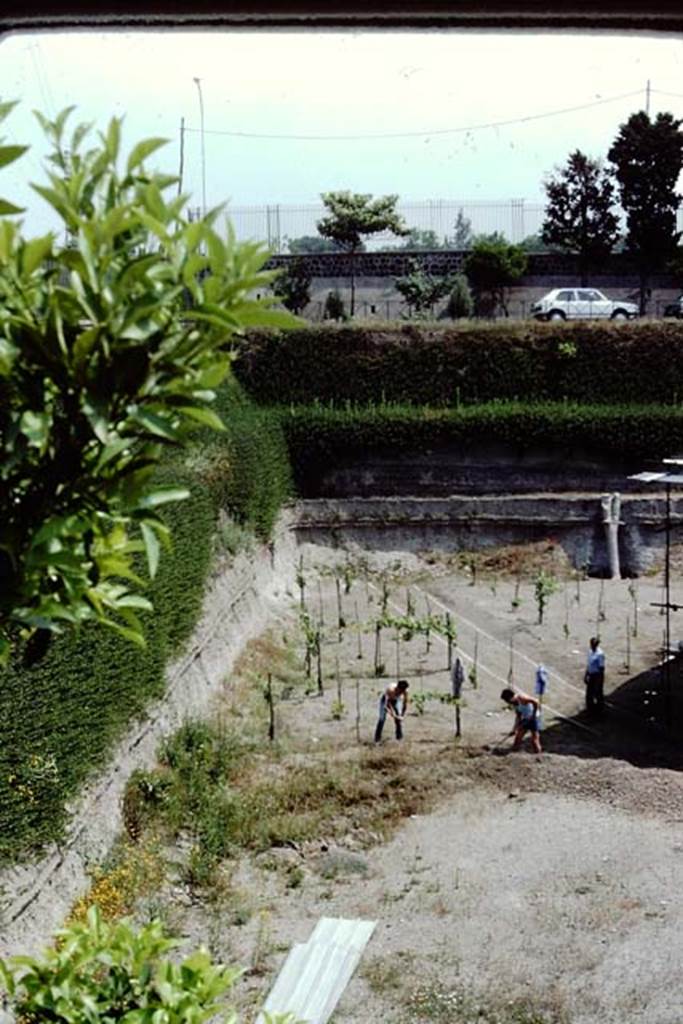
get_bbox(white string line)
[414,582,586,699]
[365,580,594,734]
[411,581,655,733]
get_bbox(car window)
[556,290,574,302]
[578,290,602,302]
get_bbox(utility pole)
[178,116,185,197]
[193,76,207,217]
[646,79,651,116]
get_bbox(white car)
[530,288,639,321]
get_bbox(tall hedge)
[0,378,292,865]
[236,321,683,406]
[278,401,683,493]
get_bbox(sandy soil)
[145,542,683,1024]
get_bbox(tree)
[442,274,474,319]
[274,257,311,314]
[317,191,409,315]
[463,234,527,317]
[395,228,446,251]
[448,208,473,250]
[394,259,455,317]
[323,288,346,321]
[541,150,620,286]
[608,110,683,313]
[286,234,345,254]
[0,104,293,664]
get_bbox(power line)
[184,88,644,142]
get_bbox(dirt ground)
[145,541,683,1024]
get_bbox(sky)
[1,28,683,241]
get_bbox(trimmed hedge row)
[278,401,683,491]
[0,378,292,865]
[235,321,683,406]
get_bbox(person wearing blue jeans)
[374,680,409,743]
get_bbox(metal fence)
[223,199,546,252]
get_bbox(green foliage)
[273,257,312,314]
[324,288,346,322]
[0,103,294,663]
[393,228,448,251]
[277,400,683,493]
[317,191,409,253]
[542,149,620,285]
[449,208,473,250]
[394,259,455,316]
[608,110,683,309]
[463,234,528,317]
[442,274,474,320]
[317,191,409,314]
[534,569,558,624]
[189,377,292,540]
[0,906,243,1024]
[0,378,291,865]
[237,320,683,407]
[286,233,345,254]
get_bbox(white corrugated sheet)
[256,917,376,1024]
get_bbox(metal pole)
[193,77,206,217]
[665,481,671,719]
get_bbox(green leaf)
[176,405,226,431]
[105,117,121,161]
[140,522,160,578]
[21,234,54,275]
[0,99,19,123]
[0,145,28,169]
[72,325,100,370]
[137,487,189,509]
[127,137,168,174]
[130,408,181,442]
[19,410,50,449]
[0,198,24,215]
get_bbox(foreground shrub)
[0,906,243,1024]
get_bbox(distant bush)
[443,274,474,319]
[236,321,683,406]
[324,289,347,321]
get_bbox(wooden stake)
[316,633,323,695]
[355,599,363,659]
[395,627,401,678]
[355,676,361,743]
[317,579,325,626]
[336,576,344,638]
[446,612,453,671]
[374,622,382,675]
[508,635,514,684]
[336,654,343,712]
[267,673,275,742]
[625,614,631,673]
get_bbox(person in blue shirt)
[500,687,542,754]
[584,636,605,716]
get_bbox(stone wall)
[265,249,678,288]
